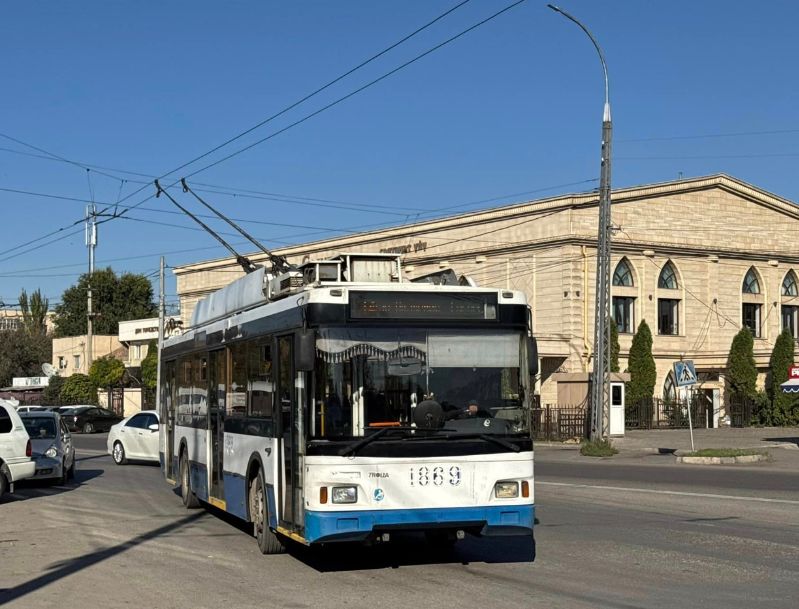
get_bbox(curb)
[676,454,768,465]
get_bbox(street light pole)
[548,5,613,440]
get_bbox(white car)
[107,410,160,465]
[14,405,49,414]
[0,400,35,499]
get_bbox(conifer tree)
[767,329,797,425]
[626,320,656,405]
[726,327,757,398]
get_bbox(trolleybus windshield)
[313,327,527,439]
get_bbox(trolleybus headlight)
[494,481,519,498]
[331,486,358,504]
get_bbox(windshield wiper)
[444,433,521,453]
[337,426,454,455]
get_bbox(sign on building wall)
[12,376,50,388]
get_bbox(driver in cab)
[447,399,492,420]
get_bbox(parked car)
[0,400,35,499]
[19,412,75,484]
[63,406,123,433]
[107,410,160,465]
[13,405,49,414]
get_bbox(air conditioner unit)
[267,271,304,300]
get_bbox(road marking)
[538,481,799,505]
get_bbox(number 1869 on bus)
[409,465,462,487]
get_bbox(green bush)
[60,373,98,405]
[626,320,656,405]
[141,340,158,390]
[580,438,618,457]
[41,375,65,406]
[89,356,125,388]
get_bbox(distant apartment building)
[52,335,126,377]
[118,316,183,368]
[0,309,56,333]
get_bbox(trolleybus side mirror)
[295,330,316,372]
[527,336,538,378]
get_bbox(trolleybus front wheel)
[180,453,200,509]
[249,472,285,555]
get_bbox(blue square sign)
[673,360,697,387]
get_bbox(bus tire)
[249,473,285,555]
[180,453,200,509]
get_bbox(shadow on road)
[289,533,535,572]
[0,511,205,605]
[763,436,799,447]
[6,469,104,502]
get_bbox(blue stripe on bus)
[266,484,278,529]
[222,473,248,520]
[189,461,208,501]
[304,504,535,543]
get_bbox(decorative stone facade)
[172,174,799,413]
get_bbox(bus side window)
[248,340,275,422]
[228,343,248,417]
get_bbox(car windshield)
[312,327,528,439]
[22,417,57,439]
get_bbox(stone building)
[172,174,799,417]
[51,335,125,377]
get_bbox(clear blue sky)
[1,0,797,312]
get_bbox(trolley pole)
[548,5,613,439]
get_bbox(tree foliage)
[19,288,49,335]
[41,375,65,406]
[766,329,798,425]
[60,373,98,405]
[141,340,158,390]
[53,268,157,337]
[89,355,125,388]
[726,327,757,398]
[609,317,620,374]
[626,320,656,405]
[0,328,52,387]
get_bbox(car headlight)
[45,446,58,459]
[494,481,519,498]
[331,486,358,504]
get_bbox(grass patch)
[686,448,766,458]
[580,438,618,457]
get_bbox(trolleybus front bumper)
[305,504,534,543]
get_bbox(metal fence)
[625,398,710,430]
[531,405,589,441]
[727,396,754,427]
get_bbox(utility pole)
[549,5,613,440]
[85,203,97,372]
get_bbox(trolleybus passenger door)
[208,349,226,500]
[162,360,177,480]
[277,335,302,533]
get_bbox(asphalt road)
[1,435,797,609]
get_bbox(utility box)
[609,381,625,436]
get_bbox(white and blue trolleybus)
[159,253,537,554]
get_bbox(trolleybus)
[159,253,537,554]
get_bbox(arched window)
[658,262,678,289]
[782,271,799,338]
[782,271,798,297]
[742,267,763,337]
[743,267,761,294]
[663,373,676,402]
[657,262,680,335]
[612,259,634,286]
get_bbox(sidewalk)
[610,426,799,452]
[534,427,799,469]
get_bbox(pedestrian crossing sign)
[673,360,697,387]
